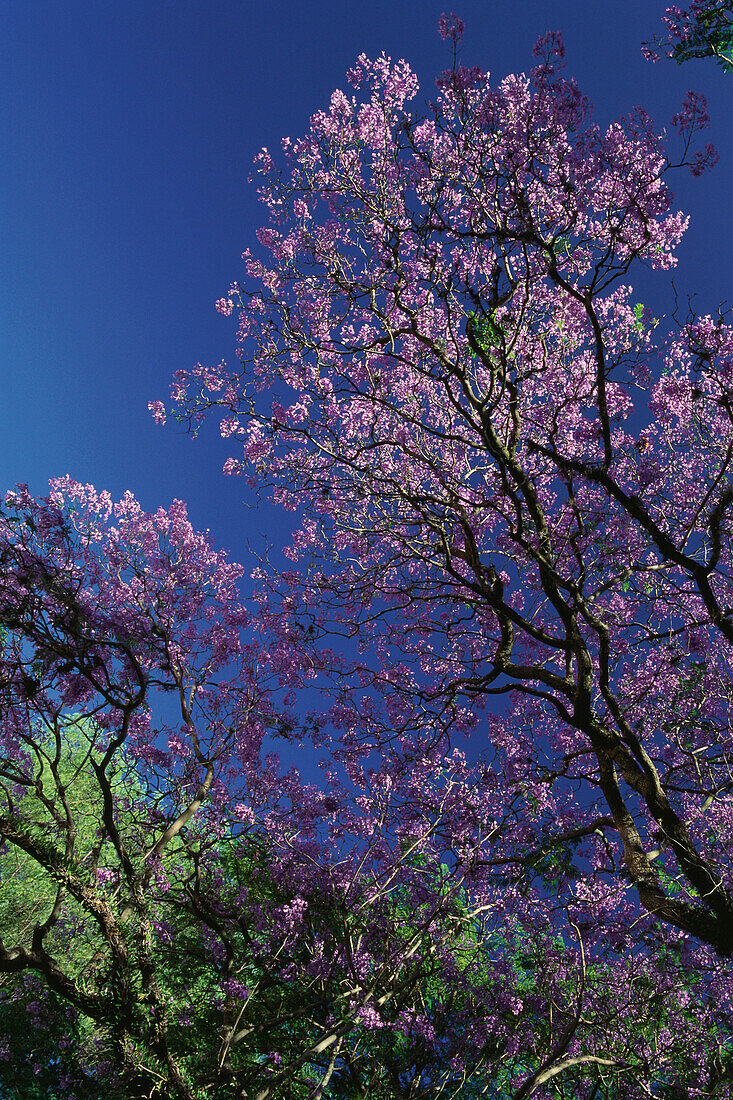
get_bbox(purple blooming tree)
[0,487,728,1095]
[4,12,733,1099]
[4,481,664,1097]
[174,14,730,956]
[0,479,270,1095]
[160,13,733,1093]
[0,481,472,1096]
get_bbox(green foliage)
[467,310,503,359]
[0,983,103,1099]
[672,8,733,71]
[0,732,730,1097]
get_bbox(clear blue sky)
[2,0,731,570]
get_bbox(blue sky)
[2,0,732,572]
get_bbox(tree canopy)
[3,8,733,1098]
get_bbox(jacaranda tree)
[3,10,733,1099]
[3,483,709,1098]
